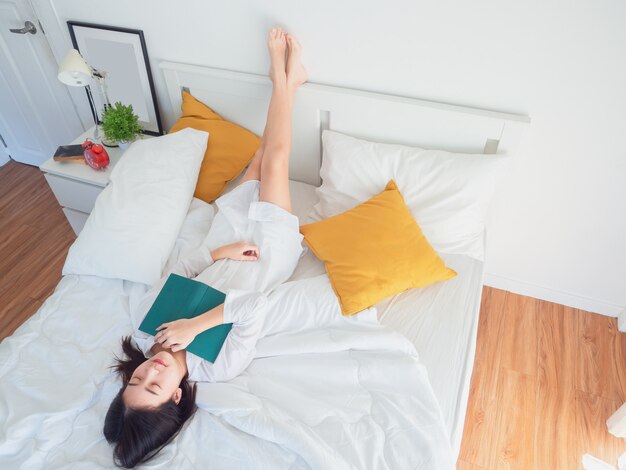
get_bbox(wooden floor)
[1,160,625,468]
[0,161,75,339]
[458,290,626,469]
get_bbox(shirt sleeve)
[168,246,214,279]
[186,289,268,383]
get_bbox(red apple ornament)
[82,140,110,170]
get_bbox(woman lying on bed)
[103,28,308,468]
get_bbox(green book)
[139,273,232,363]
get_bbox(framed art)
[67,21,163,136]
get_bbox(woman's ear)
[173,388,182,405]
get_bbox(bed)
[270,181,485,455]
[0,63,528,468]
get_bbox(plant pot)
[101,134,119,148]
[118,141,131,151]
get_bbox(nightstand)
[40,127,150,235]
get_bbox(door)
[0,0,83,166]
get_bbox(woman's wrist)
[189,315,207,337]
[194,304,225,335]
[210,247,223,261]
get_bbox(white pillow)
[162,197,215,277]
[63,128,208,285]
[309,130,508,260]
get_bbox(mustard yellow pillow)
[300,180,457,315]
[169,92,260,203]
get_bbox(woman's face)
[122,351,184,409]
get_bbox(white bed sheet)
[288,182,483,457]
[0,182,457,469]
[376,253,483,457]
[225,179,481,456]
[0,273,455,469]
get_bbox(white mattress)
[376,253,483,456]
[0,180,480,467]
[288,182,483,457]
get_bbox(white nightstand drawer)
[44,173,103,214]
[62,207,89,235]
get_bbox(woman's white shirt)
[195,180,303,294]
[130,180,303,382]
[130,250,269,383]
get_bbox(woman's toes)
[287,35,299,54]
[268,28,288,83]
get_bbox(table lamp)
[57,49,111,141]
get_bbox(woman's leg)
[239,144,264,184]
[256,30,307,212]
[240,29,286,185]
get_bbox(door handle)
[9,21,37,35]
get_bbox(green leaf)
[101,102,143,143]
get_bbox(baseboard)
[618,310,626,333]
[483,273,624,318]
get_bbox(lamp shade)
[57,49,91,87]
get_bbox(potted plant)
[101,102,143,150]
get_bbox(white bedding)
[376,253,483,457]
[0,273,454,469]
[287,182,483,457]
[0,183,461,469]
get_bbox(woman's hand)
[155,318,200,352]
[211,241,260,262]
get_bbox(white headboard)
[160,61,530,186]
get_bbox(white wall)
[0,144,10,166]
[34,0,626,315]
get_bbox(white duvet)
[0,199,454,469]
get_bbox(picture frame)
[67,21,163,136]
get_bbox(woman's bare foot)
[286,34,307,89]
[268,28,287,85]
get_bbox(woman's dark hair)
[103,337,197,468]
